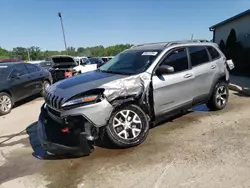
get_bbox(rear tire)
[0,92,13,116]
[106,104,149,148]
[206,81,229,111]
[40,80,50,97]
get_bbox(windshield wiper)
[98,69,132,75]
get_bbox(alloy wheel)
[216,85,228,107]
[0,95,12,112]
[112,110,142,140]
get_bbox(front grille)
[44,91,65,110]
[52,70,66,82]
[47,105,61,117]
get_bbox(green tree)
[28,46,42,60]
[0,47,9,60]
[12,47,28,60]
[219,40,226,55]
[67,47,76,56]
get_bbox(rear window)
[25,63,40,73]
[207,46,220,60]
[189,46,210,67]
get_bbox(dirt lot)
[0,91,250,188]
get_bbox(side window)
[189,46,210,67]
[25,64,40,73]
[11,64,28,77]
[161,48,189,73]
[207,46,220,60]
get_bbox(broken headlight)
[61,94,102,108]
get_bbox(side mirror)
[156,65,174,75]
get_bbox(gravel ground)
[0,91,250,188]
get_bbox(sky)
[1,0,250,51]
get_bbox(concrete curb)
[229,83,250,96]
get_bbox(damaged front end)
[38,72,153,156]
[38,104,96,156]
[102,72,154,119]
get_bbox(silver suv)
[38,40,230,156]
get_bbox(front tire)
[206,81,229,111]
[0,92,13,115]
[106,104,149,148]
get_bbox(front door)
[8,64,30,101]
[25,63,44,94]
[153,47,194,116]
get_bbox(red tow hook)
[61,127,69,133]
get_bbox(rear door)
[8,64,30,101]
[153,47,195,116]
[188,46,218,102]
[25,63,44,94]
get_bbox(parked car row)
[0,55,114,115]
[37,40,234,157]
[0,62,52,115]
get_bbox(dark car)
[88,57,105,67]
[0,62,53,115]
[34,61,54,70]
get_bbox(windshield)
[40,61,53,67]
[81,57,91,65]
[99,50,162,75]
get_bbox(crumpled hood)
[47,71,127,100]
[46,70,151,102]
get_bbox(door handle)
[184,73,193,78]
[211,65,216,69]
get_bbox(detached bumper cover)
[37,105,93,156]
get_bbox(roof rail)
[166,39,209,46]
[130,42,169,48]
[131,39,210,49]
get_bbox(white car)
[73,56,97,73]
[50,55,97,82]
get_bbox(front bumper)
[37,105,93,156]
[46,98,113,127]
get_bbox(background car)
[0,62,52,115]
[29,60,54,70]
[101,56,114,63]
[88,57,105,67]
[50,55,97,82]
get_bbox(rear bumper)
[37,104,93,156]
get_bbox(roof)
[0,62,22,67]
[210,9,250,30]
[130,39,210,51]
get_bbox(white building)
[209,9,250,48]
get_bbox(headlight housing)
[61,94,102,108]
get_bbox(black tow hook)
[79,132,95,156]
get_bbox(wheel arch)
[44,78,52,84]
[208,74,228,99]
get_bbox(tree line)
[0,44,133,61]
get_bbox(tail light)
[64,71,73,78]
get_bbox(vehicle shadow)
[13,95,43,109]
[26,122,70,160]
[152,104,209,128]
[25,122,117,160]
[26,105,209,159]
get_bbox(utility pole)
[58,12,68,52]
[27,48,31,61]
